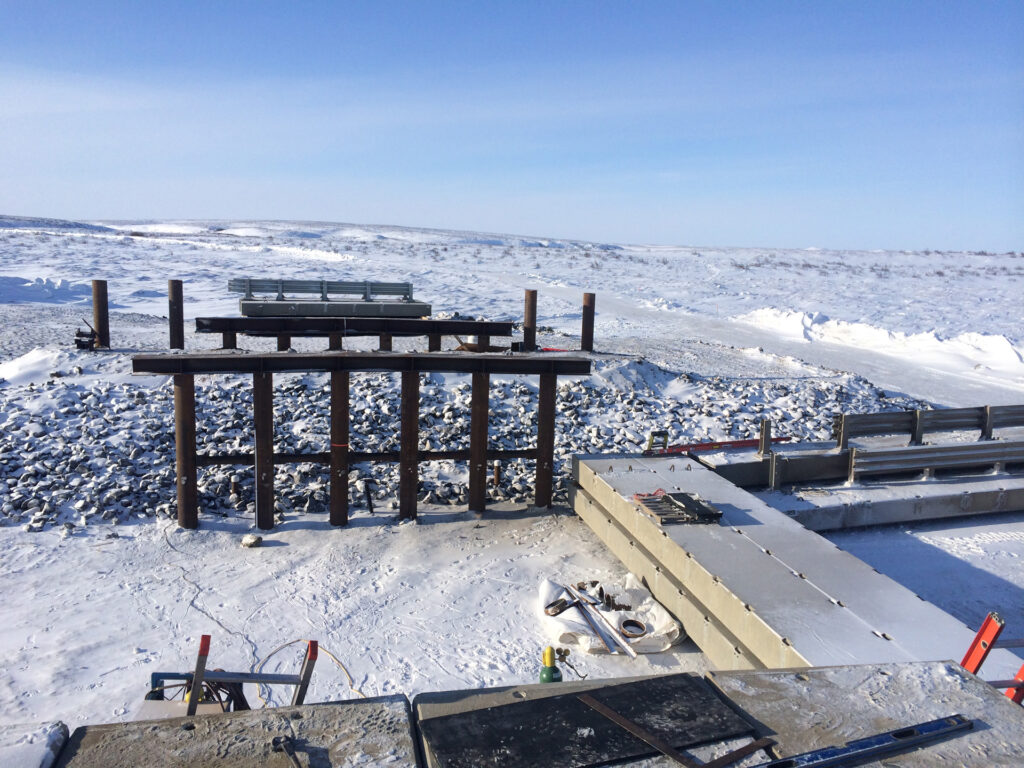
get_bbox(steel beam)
[173,374,198,529]
[523,289,537,351]
[535,372,556,507]
[253,372,275,530]
[195,316,514,337]
[330,371,349,526]
[168,279,184,349]
[400,370,419,520]
[92,279,110,348]
[133,351,591,376]
[581,292,595,352]
[468,372,489,512]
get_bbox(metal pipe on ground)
[92,279,110,348]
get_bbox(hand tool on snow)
[565,584,638,658]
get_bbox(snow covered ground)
[0,216,1022,748]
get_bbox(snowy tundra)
[1,216,1022,756]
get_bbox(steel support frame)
[174,374,198,529]
[253,372,275,530]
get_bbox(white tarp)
[538,575,684,654]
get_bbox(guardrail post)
[469,372,489,512]
[222,331,237,350]
[581,292,595,351]
[983,406,994,440]
[168,279,184,349]
[524,289,537,351]
[379,334,393,352]
[428,334,442,352]
[758,418,772,458]
[330,371,349,526]
[254,372,275,530]
[911,410,924,445]
[174,374,198,529]
[329,334,343,351]
[535,372,556,507]
[277,334,290,352]
[836,414,850,449]
[92,279,110,348]
[399,371,419,519]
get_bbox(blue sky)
[1,1,1021,250]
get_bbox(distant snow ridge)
[0,214,113,232]
[0,276,91,305]
[0,352,923,532]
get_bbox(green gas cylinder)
[539,646,562,683]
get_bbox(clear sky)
[1,1,1021,251]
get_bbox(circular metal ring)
[619,618,649,638]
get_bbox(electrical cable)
[252,638,367,706]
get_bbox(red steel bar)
[253,372,275,530]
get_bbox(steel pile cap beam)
[195,316,516,337]
[132,351,591,376]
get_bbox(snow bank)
[736,308,1024,379]
[0,348,63,386]
[0,721,67,768]
[0,277,91,305]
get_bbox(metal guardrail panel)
[839,405,1024,446]
[919,408,985,431]
[992,404,1024,429]
[844,412,914,437]
[227,278,414,300]
[850,440,1024,481]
